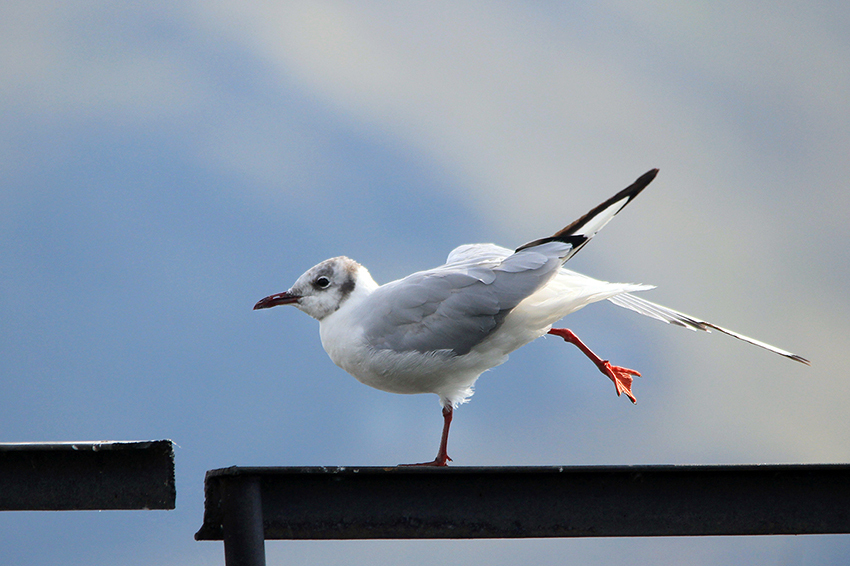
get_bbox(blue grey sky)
[2,2,848,564]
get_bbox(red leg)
[399,405,453,467]
[548,328,639,403]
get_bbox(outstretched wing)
[517,169,658,262]
[608,292,810,365]
[359,170,659,356]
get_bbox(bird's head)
[254,256,367,321]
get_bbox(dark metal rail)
[196,464,850,566]
[0,440,175,511]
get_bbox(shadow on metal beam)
[0,440,175,511]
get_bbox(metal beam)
[196,464,850,541]
[0,440,175,511]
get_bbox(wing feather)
[608,292,810,365]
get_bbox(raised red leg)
[548,328,639,403]
[400,405,453,467]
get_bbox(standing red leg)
[548,328,639,403]
[399,405,454,467]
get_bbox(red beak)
[254,291,300,310]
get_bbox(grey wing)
[362,242,571,355]
[608,293,810,365]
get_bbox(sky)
[1,1,849,564]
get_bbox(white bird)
[255,169,809,466]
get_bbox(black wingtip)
[609,167,658,208]
[516,168,659,253]
[640,168,660,185]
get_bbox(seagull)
[255,169,809,466]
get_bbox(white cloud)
[0,3,203,120]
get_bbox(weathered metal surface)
[195,464,850,540]
[0,440,175,511]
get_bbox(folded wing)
[362,242,570,355]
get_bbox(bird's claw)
[398,454,452,467]
[602,361,639,403]
[547,328,640,403]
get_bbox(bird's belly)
[320,323,507,405]
[343,345,499,393]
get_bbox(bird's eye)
[315,276,331,289]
